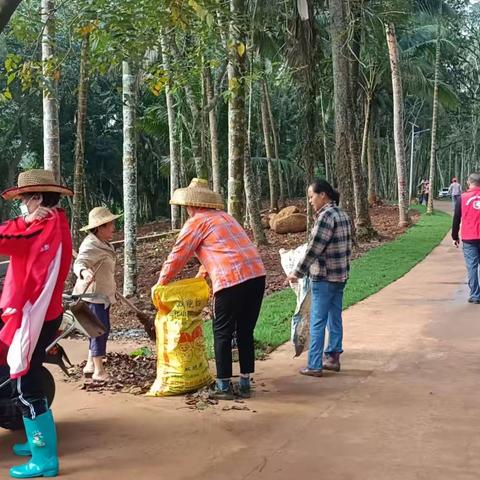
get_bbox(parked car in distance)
[438,187,450,198]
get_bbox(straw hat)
[80,206,122,232]
[1,169,73,200]
[170,178,224,210]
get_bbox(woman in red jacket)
[0,169,72,479]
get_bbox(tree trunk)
[160,34,181,229]
[260,80,278,211]
[360,95,372,171]
[386,23,410,227]
[185,87,206,179]
[168,40,207,180]
[41,0,60,181]
[0,0,21,34]
[344,2,375,238]
[427,15,442,215]
[350,119,374,238]
[122,60,138,296]
[204,65,220,193]
[328,0,356,221]
[244,136,268,245]
[227,0,246,222]
[264,80,284,207]
[71,33,89,250]
[319,89,330,182]
[368,121,378,204]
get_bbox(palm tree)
[386,22,410,227]
[427,3,443,214]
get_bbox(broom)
[115,290,156,341]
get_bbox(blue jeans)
[308,280,346,370]
[452,195,460,210]
[88,304,110,357]
[463,242,480,300]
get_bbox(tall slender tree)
[72,31,90,250]
[328,0,355,220]
[41,0,60,181]
[122,60,138,296]
[427,4,443,215]
[260,79,278,211]
[227,0,246,222]
[386,23,410,227]
[160,33,181,229]
[204,64,220,193]
[264,80,284,207]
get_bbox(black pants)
[0,316,61,419]
[213,276,265,379]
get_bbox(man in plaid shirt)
[288,179,352,377]
[158,179,266,399]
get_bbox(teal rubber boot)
[9,410,59,478]
[12,441,31,457]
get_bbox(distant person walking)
[452,173,480,304]
[417,178,429,205]
[422,180,430,205]
[448,177,462,208]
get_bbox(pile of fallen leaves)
[184,387,218,410]
[183,387,251,411]
[65,353,256,411]
[64,352,156,395]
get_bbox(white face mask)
[20,196,35,218]
[20,204,29,217]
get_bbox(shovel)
[72,249,156,340]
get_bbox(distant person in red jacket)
[452,173,480,304]
[0,169,72,478]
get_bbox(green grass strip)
[203,205,451,359]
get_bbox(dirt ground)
[110,202,419,332]
[2,202,478,479]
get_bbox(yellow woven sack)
[147,278,213,396]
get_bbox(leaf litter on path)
[63,353,256,412]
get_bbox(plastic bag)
[147,278,213,396]
[279,244,311,357]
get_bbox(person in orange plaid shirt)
[157,178,266,399]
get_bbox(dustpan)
[68,299,106,338]
[64,258,107,338]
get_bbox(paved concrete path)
[3,202,478,480]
